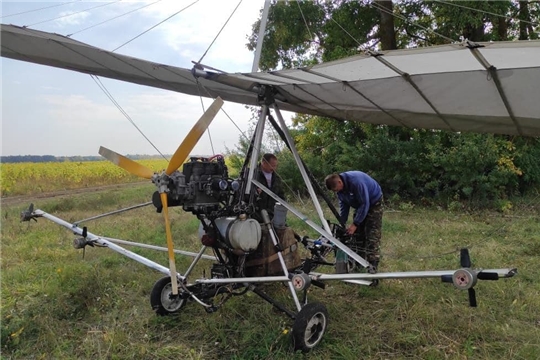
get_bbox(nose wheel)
[292,302,328,352]
[150,276,186,316]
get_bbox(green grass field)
[1,184,539,359]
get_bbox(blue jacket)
[337,171,382,226]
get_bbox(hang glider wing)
[2,24,539,136]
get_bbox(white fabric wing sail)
[2,24,539,136]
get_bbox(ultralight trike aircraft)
[3,19,539,351]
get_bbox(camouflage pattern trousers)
[353,199,383,264]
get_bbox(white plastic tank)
[227,218,261,252]
[198,217,261,252]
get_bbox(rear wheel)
[292,302,328,352]
[150,276,186,316]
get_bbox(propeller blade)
[160,192,179,295]
[99,146,154,179]
[468,288,477,307]
[460,248,471,268]
[441,275,453,283]
[477,272,499,280]
[166,97,224,175]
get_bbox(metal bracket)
[20,203,39,222]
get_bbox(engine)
[152,155,262,253]
[152,155,240,215]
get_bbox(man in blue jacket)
[325,171,383,273]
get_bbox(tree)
[243,0,540,205]
[247,0,381,69]
[375,0,397,49]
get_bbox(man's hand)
[256,187,262,194]
[346,223,357,235]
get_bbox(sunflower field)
[0,159,169,196]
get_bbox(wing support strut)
[467,43,524,136]
[300,68,408,128]
[239,91,371,269]
[371,54,457,132]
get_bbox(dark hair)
[262,153,277,163]
[324,173,341,190]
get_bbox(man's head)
[325,173,344,192]
[261,153,278,173]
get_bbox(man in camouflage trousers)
[325,171,383,273]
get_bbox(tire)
[150,276,186,316]
[292,302,329,352]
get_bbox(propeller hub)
[452,268,478,290]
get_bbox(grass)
[1,185,539,359]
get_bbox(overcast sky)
[1,0,282,157]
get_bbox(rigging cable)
[1,0,83,19]
[112,0,200,52]
[369,1,458,44]
[269,124,283,154]
[433,0,539,27]
[194,79,216,156]
[296,0,315,43]
[329,17,372,50]
[319,2,380,52]
[90,75,168,160]
[25,0,122,28]
[196,0,243,65]
[67,0,165,37]
[193,71,250,143]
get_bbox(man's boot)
[367,259,379,274]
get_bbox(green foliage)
[248,0,327,70]
[321,1,379,61]
[424,1,516,42]
[422,133,524,203]
[278,122,540,207]
[249,1,540,71]
[275,150,332,198]
[513,137,540,189]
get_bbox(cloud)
[40,94,123,125]
[40,85,63,91]
[54,11,91,27]
[2,0,295,157]
[139,0,264,71]
[37,90,255,156]
[120,90,255,155]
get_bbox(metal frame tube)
[252,179,370,268]
[245,106,267,195]
[31,210,516,286]
[34,210,184,280]
[197,276,289,284]
[271,103,332,234]
[102,237,216,261]
[261,209,302,311]
[74,202,152,226]
[252,0,271,73]
[194,268,516,284]
[183,246,209,278]
[311,269,517,281]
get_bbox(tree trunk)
[463,24,485,42]
[375,0,397,50]
[497,17,508,40]
[519,1,530,40]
